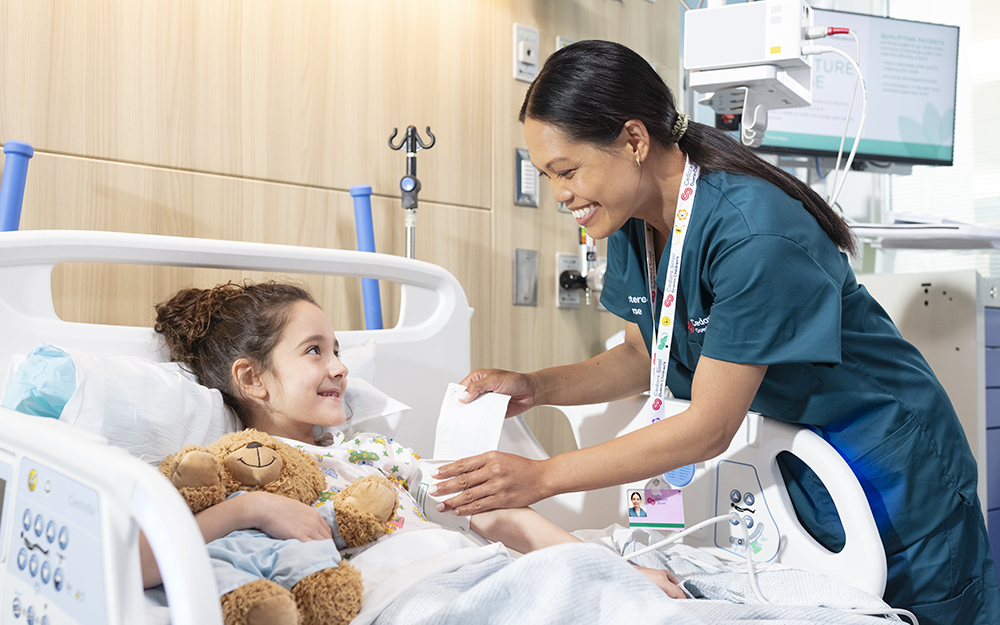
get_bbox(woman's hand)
[248,492,333,542]
[460,369,538,418]
[432,451,548,515]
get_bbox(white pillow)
[2,340,409,464]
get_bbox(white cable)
[826,32,861,205]
[802,44,868,210]
[737,86,765,147]
[625,514,732,560]
[621,511,919,624]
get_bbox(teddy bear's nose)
[246,442,262,449]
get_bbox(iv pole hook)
[387,126,436,259]
[388,126,435,153]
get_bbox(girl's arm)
[469,508,685,599]
[140,491,332,588]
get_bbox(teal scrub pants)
[780,454,999,625]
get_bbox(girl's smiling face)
[254,300,349,442]
[524,117,646,240]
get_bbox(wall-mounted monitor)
[755,9,959,167]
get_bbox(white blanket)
[147,527,902,624]
[361,527,903,625]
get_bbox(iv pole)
[387,126,435,259]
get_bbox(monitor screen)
[755,9,959,167]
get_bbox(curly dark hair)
[154,281,316,427]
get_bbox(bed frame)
[0,230,886,625]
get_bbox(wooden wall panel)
[0,0,680,456]
[494,1,680,453]
[16,153,493,363]
[490,0,680,375]
[0,0,492,208]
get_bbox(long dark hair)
[519,40,855,255]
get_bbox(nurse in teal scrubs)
[433,40,999,624]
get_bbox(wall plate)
[515,148,539,207]
[556,253,581,309]
[513,23,541,82]
[514,248,539,306]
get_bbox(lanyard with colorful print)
[644,156,700,422]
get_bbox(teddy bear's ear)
[160,445,226,514]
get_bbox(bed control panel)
[714,460,780,562]
[1,454,107,625]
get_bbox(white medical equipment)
[684,0,869,209]
[526,396,885,599]
[684,0,815,147]
[0,409,222,625]
[0,230,887,623]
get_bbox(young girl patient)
[140,281,683,599]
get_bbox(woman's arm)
[140,491,333,588]
[435,356,767,514]
[460,323,651,416]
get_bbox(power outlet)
[556,253,581,309]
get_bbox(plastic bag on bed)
[1,344,75,417]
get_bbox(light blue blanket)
[372,542,903,625]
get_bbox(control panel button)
[729,489,742,503]
[743,515,754,529]
[58,526,69,550]
[27,605,35,625]
[744,493,755,506]
[23,508,32,531]
[41,561,52,584]
[29,554,39,577]
[33,514,44,537]
[53,568,64,592]
[17,548,28,570]
[12,597,22,618]
[46,520,57,543]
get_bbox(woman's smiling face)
[524,117,643,240]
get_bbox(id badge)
[627,477,685,530]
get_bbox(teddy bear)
[159,428,399,625]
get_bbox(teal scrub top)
[600,170,978,556]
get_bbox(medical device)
[387,125,436,260]
[529,396,887,600]
[683,0,872,210]
[557,227,606,305]
[0,408,221,625]
[684,0,815,148]
[623,511,919,624]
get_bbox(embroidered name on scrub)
[628,294,648,316]
[688,315,710,334]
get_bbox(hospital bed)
[0,230,893,625]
